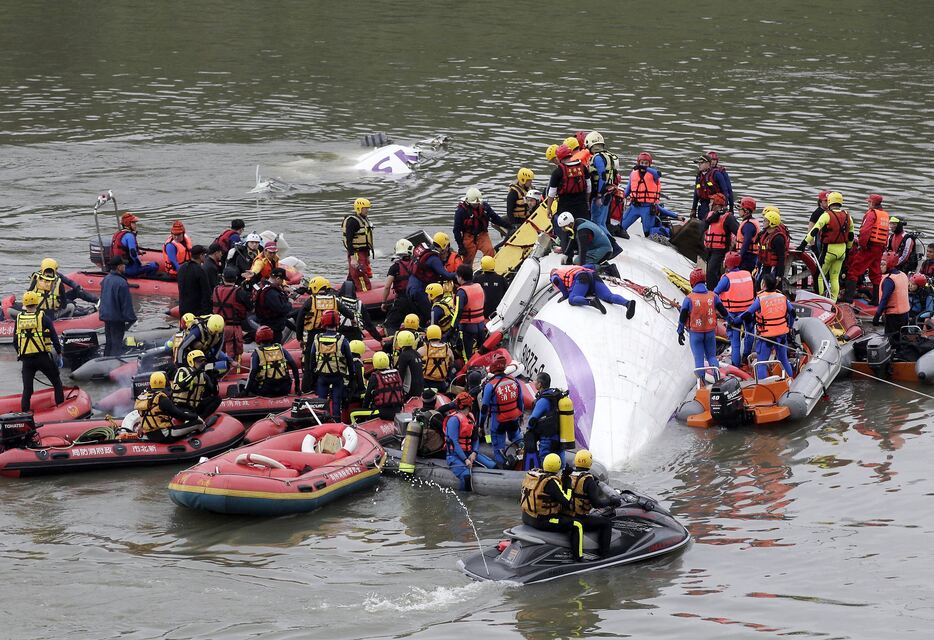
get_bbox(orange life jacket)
[162,235,192,275]
[738,217,760,244]
[458,283,486,325]
[703,212,732,250]
[628,168,660,204]
[687,291,717,332]
[879,271,909,315]
[553,266,588,290]
[755,291,790,337]
[721,270,755,313]
[867,208,890,246]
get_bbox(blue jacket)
[118,232,144,268]
[407,254,456,292]
[479,374,525,431]
[99,271,137,324]
[453,202,508,246]
[575,220,613,264]
[445,413,479,461]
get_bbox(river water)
[1,1,933,638]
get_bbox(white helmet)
[394,238,414,257]
[584,131,604,148]
[556,211,575,228]
[245,233,262,243]
[525,188,543,201]
[465,187,483,204]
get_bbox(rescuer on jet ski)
[550,264,637,317]
[564,449,622,559]
[520,453,583,562]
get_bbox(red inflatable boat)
[0,387,92,423]
[0,295,103,345]
[0,413,246,478]
[168,422,385,516]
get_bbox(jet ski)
[459,489,690,584]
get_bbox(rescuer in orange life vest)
[843,193,890,304]
[702,192,739,289]
[677,268,729,386]
[445,391,496,491]
[479,353,525,468]
[713,251,756,368]
[731,272,796,380]
[872,251,910,335]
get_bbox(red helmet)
[689,268,706,287]
[710,193,727,206]
[455,392,474,410]
[881,252,898,270]
[555,144,572,161]
[637,151,653,165]
[867,193,884,206]
[910,273,928,287]
[171,220,186,234]
[120,213,139,226]
[488,352,508,374]
[321,309,340,328]
[706,151,719,162]
[739,196,756,211]
[255,325,274,343]
[724,251,742,270]
[818,190,829,201]
[575,131,587,147]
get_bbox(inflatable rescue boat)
[0,295,103,345]
[847,327,934,385]
[0,387,92,423]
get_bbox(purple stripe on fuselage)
[531,319,596,446]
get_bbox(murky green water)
[1,1,933,638]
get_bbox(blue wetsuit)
[714,271,756,367]
[737,218,759,271]
[692,169,733,221]
[164,242,184,273]
[621,166,664,235]
[678,284,728,382]
[479,374,525,468]
[118,232,159,277]
[445,412,495,490]
[550,265,631,308]
[734,295,796,379]
[526,391,563,470]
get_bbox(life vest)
[460,202,490,235]
[458,283,486,326]
[558,162,588,195]
[879,271,910,315]
[570,471,595,517]
[443,252,462,277]
[171,366,209,409]
[755,291,790,337]
[720,270,755,313]
[703,211,732,250]
[490,374,522,422]
[628,168,661,204]
[29,273,62,311]
[162,235,192,275]
[341,214,374,252]
[571,149,592,166]
[694,169,720,200]
[412,244,442,284]
[520,470,563,517]
[371,369,404,408]
[135,390,173,434]
[508,182,530,220]
[255,284,283,320]
[533,389,561,437]
[214,228,239,255]
[184,316,223,357]
[553,266,588,290]
[867,208,890,246]
[687,291,717,332]
[432,294,458,334]
[15,311,52,355]
[443,409,476,456]
[302,294,338,335]
[111,229,132,261]
[423,341,451,382]
[339,297,364,331]
[738,217,760,249]
[349,358,366,401]
[756,224,790,267]
[821,209,851,244]
[314,332,348,376]
[392,257,414,296]
[212,284,248,323]
[590,151,620,194]
[251,254,279,280]
[256,345,288,384]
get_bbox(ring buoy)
[121,410,141,431]
[235,452,286,469]
[340,426,358,455]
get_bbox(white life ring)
[235,453,286,470]
[340,426,358,455]
[301,434,317,453]
[121,410,141,432]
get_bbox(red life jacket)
[111,229,132,261]
[444,410,476,455]
[214,228,239,254]
[412,244,441,284]
[687,291,717,332]
[460,202,490,235]
[756,225,790,267]
[738,217,760,251]
[694,169,721,200]
[458,283,486,325]
[703,212,732,250]
[720,270,755,313]
[372,369,404,408]
[558,162,588,195]
[553,266,588,290]
[821,209,851,244]
[879,271,909,315]
[755,291,790,337]
[887,231,904,254]
[867,208,890,246]
[392,257,414,296]
[212,284,248,323]
[628,168,660,204]
[490,374,522,422]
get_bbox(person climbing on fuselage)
[549,264,636,317]
[732,273,796,379]
[555,212,620,266]
[678,268,729,385]
[445,391,496,491]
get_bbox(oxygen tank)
[399,420,424,473]
[558,395,575,450]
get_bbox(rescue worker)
[677,268,729,385]
[438,231,464,276]
[162,220,192,277]
[384,313,425,357]
[569,133,592,166]
[356,351,405,422]
[26,258,98,319]
[714,252,756,368]
[754,206,790,289]
[873,252,910,335]
[346,339,368,415]
[392,330,425,400]
[703,193,739,289]
[506,168,535,225]
[732,273,795,379]
[544,143,559,167]
[807,191,830,259]
[620,152,663,236]
[479,353,524,468]
[550,264,636,317]
[171,349,222,418]
[585,132,620,232]
[736,197,760,272]
[227,232,262,281]
[135,372,201,443]
[566,449,622,558]
[706,151,734,210]
[524,189,544,219]
[907,273,934,328]
[99,256,136,356]
[798,191,853,301]
[524,372,563,470]
[556,212,620,266]
[203,243,223,289]
[545,144,591,223]
[691,154,732,221]
[407,234,457,321]
[455,265,487,359]
[336,280,381,343]
[920,243,934,278]
[445,391,496,491]
[111,212,159,277]
[453,187,510,267]
[343,197,375,291]
[886,217,919,272]
[475,255,508,319]
[212,218,245,267]
[212,267,253,363]
[254,267,292,343]
[520,453,582,561]
[176,244,212,317]
[418,324,455,392]
[246,241,280,283]
[306,309,353,417]
[296,276,339,353]
[174,313,228,368]
[427,282,458,342]
[843,193,890,303]
[15,290,64,412]
[245,325,300,397]
[381,238,417,334]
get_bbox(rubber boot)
[589,297,607,314]
[626,299,636,320]
[841,279,857,303]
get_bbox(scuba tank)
[399,419,424,474]
[558,395,575,450]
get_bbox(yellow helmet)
[308,276,331,294]
[827,191,844,207]
[206,314,225,333]
[372,351,390,370]
[517,167,535,183]
[426,324,442,341]
[563,136,579,151]
[545,144,558,161]
[574,449,593,470]
[763,206,781,227]
[396,330,416,349]
[40,258,59,273]
[480,255,496,272]
[543,453,562,473]
[149,371,167,389]
[186,349,206,368]
[433,231,450,250]
[425,283,444,300]
[353,197,371,214]
[181,312,195,328]
[349,340,366,356]
[402,314,420,331]
[22,291,40,307]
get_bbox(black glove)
[796,240,808,252]
[872,315,882,326]
[457,246,467,258]
[678,332,685,346]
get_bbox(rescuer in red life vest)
[445,391,496,491]
[479,353,525,468]
[549,264,637,317]
[872,251,910,335]
[677,268,729,386]
[703,193,739,290]
[736,197,760,272]
[714,251,756,368]
[843,193,890,304]
[732,272,796,380]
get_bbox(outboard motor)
[865,334,892,376]
[89,239,112,270]
[285,397,327,428]
[0,413,38,451]
[131,372,151,400]
[709,377,746,428]
[61,330,100,370]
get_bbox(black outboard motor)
[61,330,100,370]
[865,334,892,376]
[709,377,746,428]
[284,397,327,428]
[89,239,112,270]
[131,372,151,400]
[0,413,38,451]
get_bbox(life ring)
[236,453,286,470]
[121,410,141,431]
[340,426,358,455]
